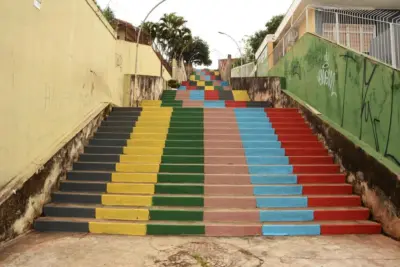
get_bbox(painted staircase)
[34,69,381,236]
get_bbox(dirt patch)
[145,241,264,267]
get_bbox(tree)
[244,14,284,60]
[142,13,211,65]
[182,37,212,66]
[102,7,116,25]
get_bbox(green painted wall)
[269,33,400,173]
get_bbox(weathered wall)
[126,75,165,107]
[0,1,169,207]
[0,104,111,242]
[172,59,187,83]
[269,33,400,175]
[218,56,233,82]
[116,40,171,79]
[230,77,282,106]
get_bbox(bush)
[168,80,180,88]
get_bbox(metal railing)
[268,6,400,69]
[231,62,256,77]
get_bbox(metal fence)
[231,62,256,77]
[268,6,400,69]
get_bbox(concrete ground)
[0,232,399,267]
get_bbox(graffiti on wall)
[341,52,400,166]
[317,51,337,97]
[268,33,400,171]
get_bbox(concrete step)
[71,162,341,174]
[34,217,381,236]
[66,172,346,184]
[42,203,370,222]
[58,180,352,195]
[51,192,361,208]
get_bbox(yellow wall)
[0,0,169,195]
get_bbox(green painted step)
[205,81,214,86]
[169,122,204,128]
[168,128,204,134]
[149,210,203,221]
[146,224,205,235]
[155,184,204,194]
[164,140,204,148]
[157,174,204,183]
[152,196,204,207]
[170,117,204,122]
[159,164,204,174]
[161,155,204,164]
[166,134,204,141]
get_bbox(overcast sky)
[97,0,293,68]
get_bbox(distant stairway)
[34,69,381,236]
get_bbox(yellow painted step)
[142,107,173,111]
[135,121,170,127]
[116,164,160,173]
[107,183,155,194]
[112,173,158,183]
[132,128,169,134]
[130,133,168,140]
[205,86,214,91]
[96,208,149,221]
[140,100,162,107]
[102,194,152,206]
[89,222,146,236]
[119,155,162,164]
[233,90,250,101]
[127,140,166,147]
[197,81,205,86]
[123,147,164,155]
[190,75,196,81]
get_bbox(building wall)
[268,33,400,174]
[0,0,169,198]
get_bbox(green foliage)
[143,13,211,65]
[244,14,284,60]
[167,79,180,88]
[265,15,285,35]
[182,37,212,66]
[102,6,115,25]
[93,1,115,25]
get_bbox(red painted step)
[281,141,323,149]
[265,108,299,113]
[289,156,333,165]
[314,209,369,221]
[302,184,353,195]
[205,91,219,100]
[181,81,190,86]
[308,195,361,207]
[225,101,248,108]
[293,165,340,174]
[320,223,381,235]
[297,174,346,184]
[285,148,328,156]
[278,135,318,142]
[271,122,310,128]
[275,128,313,135]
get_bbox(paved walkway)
[1,232,399,267]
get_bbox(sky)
[97,0,294,68]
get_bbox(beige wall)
[0,0,169,198]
